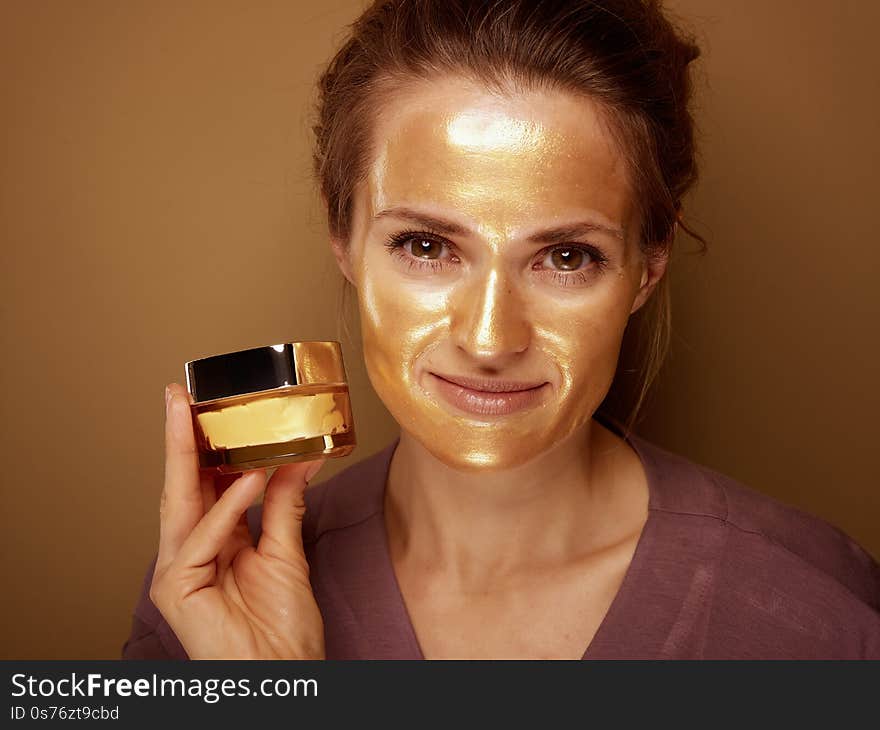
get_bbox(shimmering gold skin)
[195,391,347,449]
[336,78,660,471]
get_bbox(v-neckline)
[371,429,660,660]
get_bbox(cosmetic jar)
[185,341,356,472]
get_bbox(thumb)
[257,458,326,560]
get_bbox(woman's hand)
[149,383,326,660]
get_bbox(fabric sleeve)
[120,555,188,660]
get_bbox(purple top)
[122,433,880,659]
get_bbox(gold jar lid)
[184,341,348,404]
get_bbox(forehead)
[366,77,635,238]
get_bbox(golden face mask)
[343,79,648,471]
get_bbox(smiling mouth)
[430,372,547,392]
[427,372,548,417]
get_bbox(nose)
[449,267,531,364]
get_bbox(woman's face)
[333,77,665,472]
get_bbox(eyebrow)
[372,207,625,243]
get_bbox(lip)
[428,372,548,417]
[430,372,547,392]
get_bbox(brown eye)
[410,238,444,259]
[548,247,586,271]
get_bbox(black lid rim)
[184,340,342,369]
[185,341,346,403]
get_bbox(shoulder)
[246,440,396,546]
[631,434,880,613]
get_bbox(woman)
[123,0,879,660]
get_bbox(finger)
[200,472,215,515]
[216,470,261,574]
[157,383,203,572]
[217,515,252,573]
[257,458,325,560]
[200,469,240,513]
[215,470,244,495]
[174,469,267,569]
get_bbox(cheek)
[356,255,449,379]
[534,290,632,403]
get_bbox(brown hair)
[313,0,707,434]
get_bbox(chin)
[413,434,541,472]
[398,404,571,473]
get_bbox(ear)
[329,236,356,287]
[629,229,673,315]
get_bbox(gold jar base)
[198,429,357,473]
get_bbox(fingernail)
[304,459,326,484]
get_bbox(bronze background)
[2,0,877,658]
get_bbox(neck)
[383,419,647,591]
